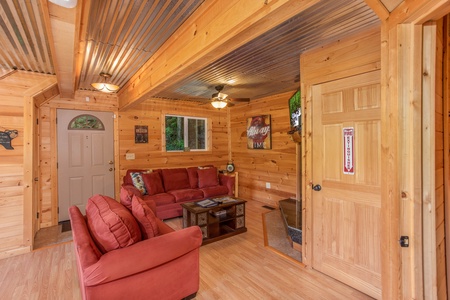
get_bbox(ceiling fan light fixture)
[91,72,119,93]
[211,100,227,109]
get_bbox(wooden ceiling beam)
[388,0,450,27]
[118,0,320,110]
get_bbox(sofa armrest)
[83,226,202,286]
[219,173,236,196]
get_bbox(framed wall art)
[135,125,148,143]
[247,115,271,149]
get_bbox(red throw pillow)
[142,172,165,195]
[120,186,140,210]
[198,167,219,188]
[86,194,142,253]
[131,195,159,239]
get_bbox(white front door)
[311,71,382,298]
[57,109,114,221]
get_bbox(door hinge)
[399,236,409,247]
[36,212,39,219]
[58,207,59,213]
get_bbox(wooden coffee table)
[181,196,247,245]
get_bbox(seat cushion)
[131,195,159,239]
[161,168,190,191]
[168,189,204,203]
[143,193,176,206]
[142,172,165,195]
[86,194,142,253]
[197,167,219,188]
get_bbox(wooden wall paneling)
[0,71,55,258]
[38,105,53,227]
[422,21,438,299]
[118,98,230,182]
[229,91,297,207]
[444,14,450,299]
[433,17,448,300]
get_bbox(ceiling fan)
[209,85,250,109]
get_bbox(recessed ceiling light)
[49,0,77,8]
[227,79,236,84]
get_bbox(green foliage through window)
[68,114,105,130]
[165,115,206,151]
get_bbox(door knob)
[312,184,322,191]
[109,168,113,172]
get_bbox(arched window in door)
[68,114,105,130]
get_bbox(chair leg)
[182,292,197,300]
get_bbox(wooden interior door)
[57,109,115,221]
[311,71,382,298]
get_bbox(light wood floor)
[0,200,373,300]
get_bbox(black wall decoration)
[0,129,18,150]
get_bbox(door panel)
[58,110,114,221]
[312,71,381,298]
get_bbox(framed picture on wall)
[135,125,148,143]
[247,115,271,149]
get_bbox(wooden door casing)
[311,71,382,298]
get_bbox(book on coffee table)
[196,199,217,208]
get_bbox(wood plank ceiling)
[0,0,383,103]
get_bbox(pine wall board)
[0,71,55,258]
[229,91,297,206]
[117,98,230,182]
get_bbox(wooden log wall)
[118,99,229,182]
[0,71,55,258]
[435,17,447,300]
[229,91,297,207]
[38,91,118,228]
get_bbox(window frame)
[164,114,208,152]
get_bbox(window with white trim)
[165,115,207,151]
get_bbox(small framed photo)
[135,125,148,143]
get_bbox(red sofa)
[122,166,235,219]
[69,194,203,300]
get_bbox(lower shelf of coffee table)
[201,227,247,245]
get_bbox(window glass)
[68,114,104,130]
[165,115,207,151]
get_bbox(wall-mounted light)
[49,0,77,8]
[91,73,120,93]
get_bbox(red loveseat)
[122,166,235,219]
[69,194,202,300]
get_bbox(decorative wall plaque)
[247,115,271,149]
[0,129,18,150]
[135,125,148,143]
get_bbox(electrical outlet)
[125,153,135,160]
[266,182,271,189]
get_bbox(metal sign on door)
[343,127,354,175]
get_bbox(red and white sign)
[343,127,354,175]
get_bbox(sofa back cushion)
[198,167,219,188]
[86,194,142,253]
[187,167,199,189]
[131,195,159,239]
[142,172,165,195]
[161,168,190,192]
[123,169,152,185]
